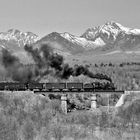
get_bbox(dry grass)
[0,91,139,140]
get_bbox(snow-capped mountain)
[44,21,140,54]
[35,32,86,55]
[81,21,140,40]
[81,21,140,51]
[35,22,140,55]
[1,21,140,56]
[60,32,105,48]
[0,29,38,50]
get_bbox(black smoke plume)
[24,44,112,82]
[24,45,43,67]
[1,44,112,83]
[2,49,20,68]
[1,49,37,82]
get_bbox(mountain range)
[1,21,140,63]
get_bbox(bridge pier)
[91,94,97,109]
[61,94,67,114]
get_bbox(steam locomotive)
[0,82,115,92]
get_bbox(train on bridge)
[0,82,115,92]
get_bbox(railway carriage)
[45,83,66,91]
[5,82,26,91]
[0,81,115,92]
[66,83,83,91]
[28,83,44,91]
[0,82,7,90]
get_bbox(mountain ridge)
[39,21,140,54]
[0,29,38,50]
[1,21,140,58]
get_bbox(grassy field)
[65,51,140,65]
[0,91,139,140]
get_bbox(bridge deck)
[34,90,124,95]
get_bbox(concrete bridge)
[1,90,139,114]
[34,90,124,114]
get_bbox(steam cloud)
[1,43,112,82]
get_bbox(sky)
[0,0,140,37]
